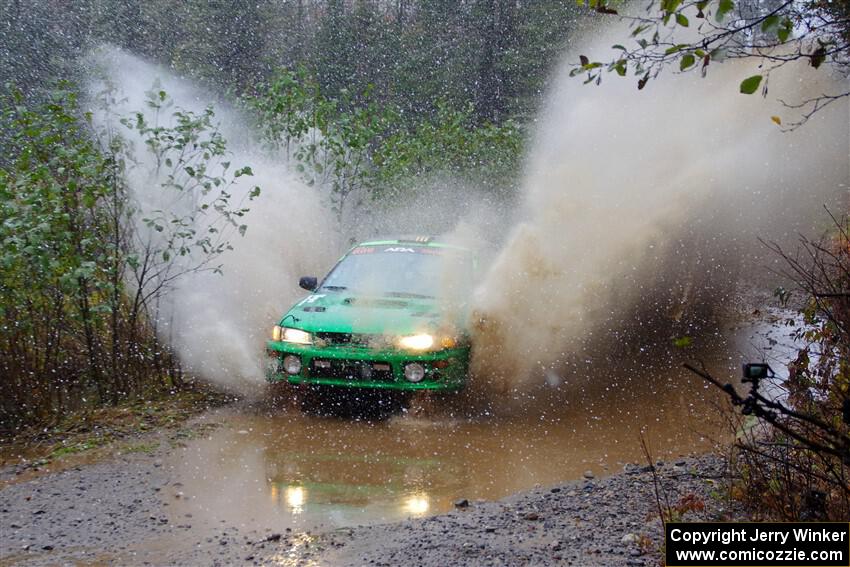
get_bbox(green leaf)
[739,75,763,94]
[680,53,696,70]
[662,0,683,13]
[614,60,627,76]
[672,336,693,348]
[631,24,649,37]
[664,44,689,55]
[761,14,779,34]
[716,0,734,22]
[676,13,689,27]
[777,18,792,43]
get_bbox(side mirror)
[299,276,318,291]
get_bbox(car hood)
[280,292,467,336]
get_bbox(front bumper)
[265,340,469,391]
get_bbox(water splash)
[86,46,337,395]
[471,26,849,392]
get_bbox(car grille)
[314,332,390,348]
[309,359,395,382]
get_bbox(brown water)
[163,314,799,533]
[167,397,710,533]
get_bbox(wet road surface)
[0,311,801,566]
[164,314,799,535]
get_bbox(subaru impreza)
[265,237,473,397]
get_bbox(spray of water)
[83,32,847,402]
[86,47,337,395]
[470,25,849,394]
[83,47,515,397]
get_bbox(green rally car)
[265,237,473,393]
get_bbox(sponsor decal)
[351,247,376,255]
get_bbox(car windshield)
[320,245,473,299]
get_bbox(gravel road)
[1,417,734,567]
[298,454,733,566]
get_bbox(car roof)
[355,236,471,252]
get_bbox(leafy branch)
[120,87,260,292]
[575,0,850,129]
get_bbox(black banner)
[666,522,850,567]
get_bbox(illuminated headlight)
[404,363,425,383]
[283,355,302,375]
[397,334,434,351]
[282,327,312,345]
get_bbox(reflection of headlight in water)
[286,486,306,513]
[403,493,430,516]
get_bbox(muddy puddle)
[163,313,800,534]
[167,402,710,534]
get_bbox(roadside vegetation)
[0,385,230,472]
[0,85,257,427]
[574,0,849,523]
[643,214,848,533]
[0,0,847,529]
[700,214,849,521]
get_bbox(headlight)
[280,327,312,345]
[397,334,434,351]
[272,325,282,341]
